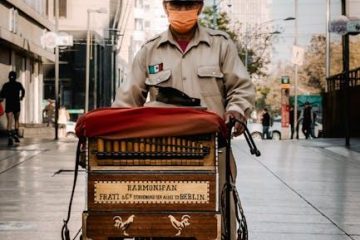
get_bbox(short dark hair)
[8,71,16,79]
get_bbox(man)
[302,102,312,139]
[261,108,271,139]
[43,99,55,126]
[289,105,300,139]
[113,0,255,238]
[0,71,25,146]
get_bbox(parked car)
[65,121,77,139]
[293,118,323,139]
[245,117,323,140]
[246,118,282,140]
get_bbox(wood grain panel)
[84,212,221,240]
[88,174,217,211]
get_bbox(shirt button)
[182,77,186,81]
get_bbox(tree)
[199,6,279,78]
[265,34,360,116]
[301,35,326,90]
[199,6,238,41]
[293,34,360,92]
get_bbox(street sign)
[281,76,290,84]
[281,76,290,89]
[41,32,74,49]
[291,45,304,66]
[329,16,349,35]
[330,16,360,35]
[41,32,57,49]
[347,20,360,33]
[57,32,74,46]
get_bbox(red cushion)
[75,107,227,139]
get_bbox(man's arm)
[0,84,6,101]
[221,40,256,135]
[20,83,25,100]
[112,48,148,107]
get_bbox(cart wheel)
[272,131,281,140]
[251,131,262,140]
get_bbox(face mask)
[167,8,199,34]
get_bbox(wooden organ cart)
[76,107,230,240]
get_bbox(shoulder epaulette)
[144,34,161,45]
[206,28,230,40]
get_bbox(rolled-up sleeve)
[221,40,255,117]
[112,48,148,107]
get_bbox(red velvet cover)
[75,107,227,139]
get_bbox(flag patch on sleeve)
[148,63,163,74]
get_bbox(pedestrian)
[289,105,300,139]
[112,0,255,238]
[42,99,55,127]
[58,106,70,127]
[302,102,312,139]
[310,109,317,138]
[261,108,271,139]
[0,71,25,146]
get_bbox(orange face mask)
[167,9,199,34]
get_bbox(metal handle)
[228,118,261,157]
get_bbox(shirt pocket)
[197,65,224,96]
[145,69,172,86]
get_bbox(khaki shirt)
[112,24,255,118]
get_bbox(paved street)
[0,137,359,240]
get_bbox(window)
[45,0,48,16]
[135,0,143,8]
[23,0,44,14]
[53,0,67,17]
[144,21,150,29]
[59,0,67,17]
[135,18,143,31]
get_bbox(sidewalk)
[0,137,359,239]
[234,138,360,240]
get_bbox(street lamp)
[54,0,59,140]
[85,8,107,113]
[293,0,299,137]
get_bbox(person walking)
[0,71,25,146]
[42,99,55,127]
[112,0,255,238]
[302,102,312,139]
[261,108,271,139]
[289,105,300,139]
[310,110,317,138]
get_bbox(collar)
[156,23,211,49]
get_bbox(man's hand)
[224,111,247,136]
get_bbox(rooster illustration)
[168,215,191,236]
[113,215,135,236]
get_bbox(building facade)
[0,0,55,129]
[43,0,120,113]
[116,0,168,88]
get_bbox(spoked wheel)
[271,131,281,140]
[251,131,263,140]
